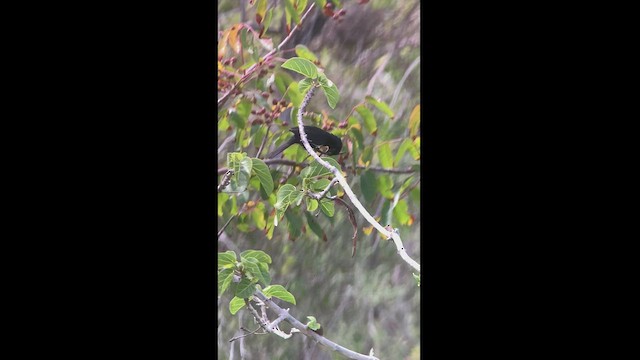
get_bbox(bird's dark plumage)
[266,126,342,159]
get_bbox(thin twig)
[217,161,416,175]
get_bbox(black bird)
[266,126,342,159]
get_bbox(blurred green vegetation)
[218,1,420,359]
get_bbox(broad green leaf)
[300,157,341,179]
[242,257,266,285]
[360,170,376,204]
[274,71,294,95]
[317,73,339,109]
[395,138,414,165]
[320,199,335,217]
[285,82,303,107]
[285,211,302,240]
[229,296,246,315]
[218,193,229,217]
[365,96,394,119]
[258,262,271,286]
[295,44,318,63]
[234,277,256,298]
[392,199,410,225]
[306,198,318,212]
[409,104,420,138]
[251,158,274,195]
[218,251,237,268]
[262,8,274,35]
[263,285,296,305]
[377,175,394,199]
[349,126,364,150]
[283,0,301,27]
[356,105,377,135]
[296,0,308,16]
[226,153,253,193]
[378,142,393,168]
[281,57,317,79]
[240,250,272,264]
[298,77,314,95]
[275,184,299,225]
[304,212,324,240]
[310,178,331,192]
[218,268,234,295]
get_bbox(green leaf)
[409,104,420,138]
[240,250,272,264]
[218,268,234,295]
[281,57,318,79]
[218,251,237,269]
[298,77,314,95]
[251,203,266,229]
[242,257,266,285]
[317,73,339,109]
[275,184,299,225]
[283,0,301,27]
[377,174,394,199]
[304,212,324,240]
[365,96,394,119]
[300,157,341,179]
[360,170,377,204]
[251,158,274,195]
[378,142,393,168]
[258,262,271,286]
[356,105,377,135]
[285,211,302,240]
[392,199,410,225]
[306,316,321,331]
[229,296,246,315]
[285,82,303,107]
[218,193,229,217]
[348,126,364,150]
[306,198,318,212]
[295,44,318,63]
[234,277,256,298]
[310,178,330,192]
[262,8,274,34]
[296,0,308,16]
[413,273,420,287]
[263,285,296,305]
[274,71,294,95]
[225,153,253,193]
[320,199,335,217]
[395,138,414,165]
[410,136,420,160]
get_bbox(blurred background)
[218,1,420,359]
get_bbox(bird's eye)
[317,145,330,154]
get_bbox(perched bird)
[266,126,342,159]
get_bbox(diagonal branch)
[252,290,379,360]
[296,86,420,273]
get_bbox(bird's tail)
[266,137,296,159]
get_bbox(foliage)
[218,1,420,359]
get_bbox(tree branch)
[217,160,416,175]
[297,87,420,273]
[252,290,379,360]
